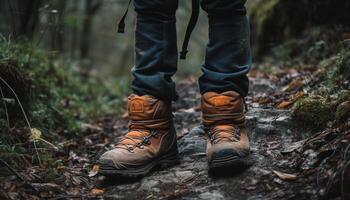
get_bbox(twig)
[0,85,10,130]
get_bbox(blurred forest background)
[0,0,350,199]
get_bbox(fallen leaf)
[90,188,104,195]
[283,79,304,92]
[272,170,298,181]
[281,139,306,154]
[276,101,293,109]
[276,91,306,109]
[88,165,100,177]
[291,91,305,101]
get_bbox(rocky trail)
[82,68,320,200]
[94,78,307,200]
[3,67,348,200]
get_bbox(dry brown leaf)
[273,170,297,181]
[276,101,293,109]
[90,188,104,195]
[88,165,99,177]
[283,79,304,92]
[276,91,306,109]
[291,91,305,102]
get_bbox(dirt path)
[88,75,317,200]
[5,65,346,200]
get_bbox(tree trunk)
[2,0,42,39]
[80,0,102,59]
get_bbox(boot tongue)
[126,130,149,138]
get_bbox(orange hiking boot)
[98,94,179,177]
[201,91,250,170]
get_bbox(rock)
[301,149,318,170]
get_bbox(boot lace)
[209,126,241,144]
[116,129,159,153]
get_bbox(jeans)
[131,0,252,102]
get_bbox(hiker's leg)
[132,0,179,102]
[199,0,252,97]
[98,1,179,177]
[200,0,252,170]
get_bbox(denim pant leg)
[132,0,179,102]
[199,0,252,97]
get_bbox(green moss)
[0,36,128,134]
[0,36,129,166]
[292,97,333,129]
[335,101,350,120]
[334,48,350,82]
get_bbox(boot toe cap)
[209,143,249,163]
[98,150,129,170]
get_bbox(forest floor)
[2,61,349,200]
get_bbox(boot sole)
[209,155,251,171]
[98,151,180,177]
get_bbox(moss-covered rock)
[292,97,333,129]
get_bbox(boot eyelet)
[143,137,151,145]
[127,146,134,153]
[136,143,144,149]
[151,130,159,138]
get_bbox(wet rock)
[199,191,225,200]
[139,179,160,193]
[178,125,207,156]
[301,149,318,170]
[249,79,278,94]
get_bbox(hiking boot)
[202,91,250,170]
[98,94,179,177]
